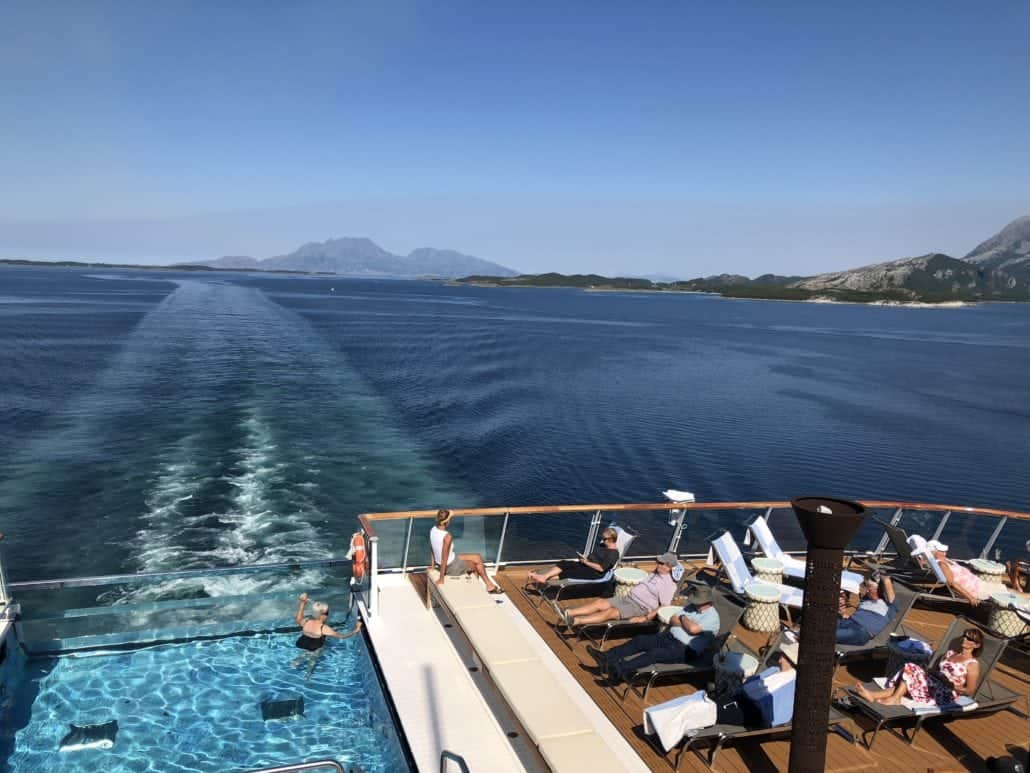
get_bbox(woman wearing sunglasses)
[855,627,983,706]
[527,528,620,588]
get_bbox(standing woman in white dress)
[429,509,503,594]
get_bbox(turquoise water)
[5,631,408,772]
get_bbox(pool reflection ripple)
[8,632,407,772]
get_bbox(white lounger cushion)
[711,532,805,608]
[538,732,630,773]
[456,606,537,665]
[490,660,595,741]
[428,568,632,771]
[749,516,863,594]
[429,571,496,610]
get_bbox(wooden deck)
[409,563,1029,772]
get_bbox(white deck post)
[0,534,8,604]
[368,535,379,617]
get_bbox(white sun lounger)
[710,531,804,610]
[748,515,863,594]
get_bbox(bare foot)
[879,695,903,706]
[855,683,873,700]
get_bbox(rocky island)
[458,215,1030,305]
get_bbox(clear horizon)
[2,2,1028,277]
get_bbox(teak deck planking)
[408,562,1029,772]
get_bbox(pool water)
[4,630,409,772]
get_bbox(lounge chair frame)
[709,530,803,626]
[562,569,700,651]
[834,581,919,675]
[747,514,864,594]
[529,523,638,609]
[843,616,1019,750]
[653,701,846,770]
[617,589,750,703]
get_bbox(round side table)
[987,592,1030,637]
[613,567,647,600]
[969,558,1007,586]
[885,636,932,680]
[742,582,781,632]
[713,651,759,700]
[751,557,784,585]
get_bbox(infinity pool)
[4,630,409,772]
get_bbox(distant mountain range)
[688,215,1030,300]
[459,215,1030,303]
[182,237,518,279]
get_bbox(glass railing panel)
[671,508,765,556]
[366,518,412,570]
[936,512,1002,560]
[991,518,1029,567]
[897,509,946,547]
[495,511,596,565]
[11,561,354,653]
[602,509,690,558]
[846,507,901,554]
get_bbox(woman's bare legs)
[855,678,909,705]
[457,553,500,592]
[528,566,562,585]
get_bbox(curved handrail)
[242,760,344,773]
[8,555,350,592]
[440,750,470,773]
[358,499,1030,539]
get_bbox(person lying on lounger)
[527,528,619,588]
[912,540,1024,606]
[560,553,680,626]
[836,574,896,645]
[855,626,982,706]
[586,584,719,684]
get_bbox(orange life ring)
[350,533,367,580]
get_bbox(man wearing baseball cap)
[587,583,720,684]
[562,553,681,627]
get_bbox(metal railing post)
[667,508,688,553]
[0,534,8,604]
[368,536,379,618]
[873,508,904,556]
[583,510,602,555]
[401,517,414,574]
[494,511,510,568]
[931,511,952,542]
[981,516,1009,560]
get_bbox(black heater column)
[788,496,866,773]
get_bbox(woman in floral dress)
[855,627,983,705]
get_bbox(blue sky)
[1,1,1028,276]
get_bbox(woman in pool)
[294,593,362,661]
[855,626,983,706]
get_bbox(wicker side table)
[751,557,784,585]
[613,567,647,600]
[988,592,1030,637]
[742,582,781,632]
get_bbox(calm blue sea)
[1,264,1028,583]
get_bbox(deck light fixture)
[788,496,867,773]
